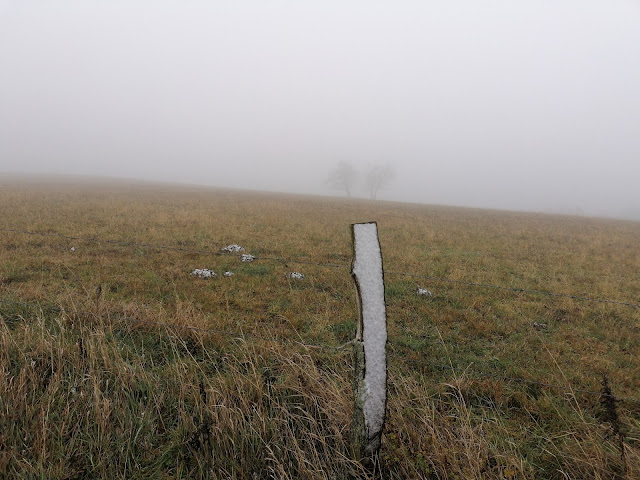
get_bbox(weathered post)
[351,222,388,465]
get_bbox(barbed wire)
[3,226,640,308]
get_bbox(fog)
[1,1,639,219]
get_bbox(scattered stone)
[221,244,245,253]
[241,254,255,263]
[70,247,76,252]
[417,287,433,297]
[533,322,548,330]
[191,268,216,278]
[286,272,305,280]
[223,271,234,277]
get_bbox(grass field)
[1,176,639,479]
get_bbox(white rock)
[223,271,234,277]
[191,268,216,278]
[240,254,255,263]
[221,244,245,253]
[417,288,433,297]
[286,272,305,280]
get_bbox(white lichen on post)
[351,222,387,462]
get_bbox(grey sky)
[1,1,639,218]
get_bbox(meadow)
[1,176,639,479]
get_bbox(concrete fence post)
[350,222,388,465]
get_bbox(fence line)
[3,226,639,308]
[2,295,639,406]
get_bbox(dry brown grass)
[0,176,639,479]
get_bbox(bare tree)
[365,163,394,200]
[325,161,358,197]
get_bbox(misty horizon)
[1,1,639,220]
